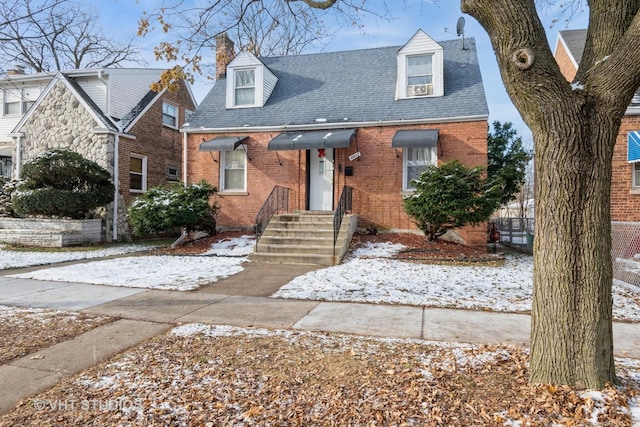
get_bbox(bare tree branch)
[0,0,145,73]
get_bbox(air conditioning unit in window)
[408,84,433,96]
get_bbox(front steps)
[250,213,357,266]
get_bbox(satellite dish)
[456,16,465,37]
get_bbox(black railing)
[255,186,290,242]
[333,186,353,255]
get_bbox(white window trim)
[3,86,40,117]
[633,162,640,189]
[162,101,178,129]
[226,66,264,109]
[130,154,147,193]
[402,146,437,192]
[220,149,247,192]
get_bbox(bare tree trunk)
[459,0,638,388]
[530,110,616,388]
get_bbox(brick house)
[183,29,489,248]
[1,68,197,240]
[555,29,640,222]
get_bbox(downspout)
[15,133,23,178]
[183,131,188,187]
[112,133,119,241]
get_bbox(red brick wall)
[119,81,196,206]
[186,120,488,246]
[612,114,640,221]
[555,40,578,82]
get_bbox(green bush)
[0,177,18,217]
[12,149,114,219]
[127,181,219,236]
[403,160,500,241]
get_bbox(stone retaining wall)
[0,218,103,247]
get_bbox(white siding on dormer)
[226,52,277,108]
[74,76,107,113]
[396,29,444,99]
[263,66,278,105]
[106,69,164,120]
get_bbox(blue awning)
[268,129,356,151]
[629,131,640,163]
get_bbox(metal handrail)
[255,186,290,242]
[333,186,353,255]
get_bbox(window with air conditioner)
[406,54,433,98]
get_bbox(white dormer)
[396,29,444,100]
[225,51,278,109]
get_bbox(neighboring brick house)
[555,29,640,222]
[183,29,489,246]
[1,68,197,240]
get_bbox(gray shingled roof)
[559,29,587,65]
[187,37,488,130]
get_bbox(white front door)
[309,148,334,211]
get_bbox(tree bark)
[461,0,640,388]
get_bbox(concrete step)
[266,220,334,230]
[249,251,337,266]
[274,213,336,223]
[256,243,337,255]
[257,236,335,246]
[262,228,339,239]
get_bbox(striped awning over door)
[629,131,640,162]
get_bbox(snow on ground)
[3,237,640,321]
[8,256,247,291]
[274,242,640,322]
[0,244,153,270]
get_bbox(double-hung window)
[403,146,436,191]
[406,54,433,96]
[162,102,178,128]
[234,69,255,106]
[3,86,40,116]
[221,149,246,192]
[130,154,147,193]
[633,163,640,189]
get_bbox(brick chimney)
[215,32,235,80]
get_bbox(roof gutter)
[180,114,489,134]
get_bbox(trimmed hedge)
[12,149,114,219]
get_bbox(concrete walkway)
[1,261,639,414]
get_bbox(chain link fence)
[612,222,640,289]
[493,219,640,289]
[492,217,534,253]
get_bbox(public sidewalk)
[0,261,639,414]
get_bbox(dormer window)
[407,54,433,96]
[225,51,278,109]
[234,69,256,106]
[396,30,444,99]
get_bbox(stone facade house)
[183,29,489,247]
[1,68,197,240]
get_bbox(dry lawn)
[0,306,114,365]
[1,325,638,426]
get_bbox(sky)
[94,0,591,147]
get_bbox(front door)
[308,148,334,211]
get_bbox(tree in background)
[0,0,143,73]
[138,0,385,87]
[403,160,499,241]
[487,121,532,208]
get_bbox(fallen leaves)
[1,325,638,426]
